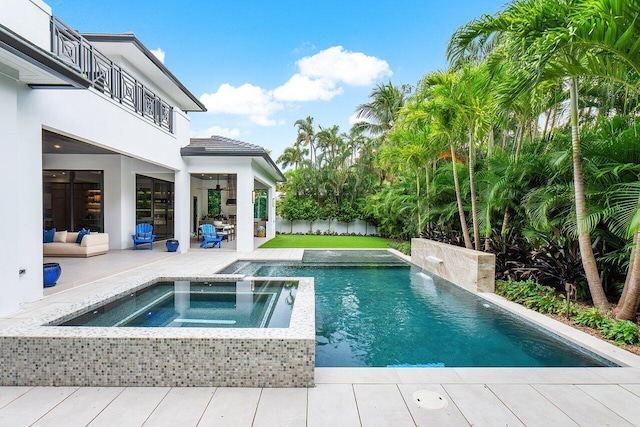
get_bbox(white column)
[18,84,45,306]
[267,186,276,238]
[0,74,23,315]
[236,165,254,252]
[174,165,191,253]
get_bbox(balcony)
[50,16,173,133]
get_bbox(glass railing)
[50,16,173,133]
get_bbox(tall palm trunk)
[425,164,431,234]
[451,143,472,249]
[615,232,639,320]
[415,168,422,236]
[569,77,609,310]
[468,129,481,251]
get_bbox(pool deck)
[1,248,640,426]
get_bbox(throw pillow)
[43,228,56,243]
[53,230,67,243]
[76,228,90,244]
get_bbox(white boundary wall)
[276,218,378,235]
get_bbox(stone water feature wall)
[411,238,495,293]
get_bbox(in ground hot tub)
[0,277,315,387]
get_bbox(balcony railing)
[50,16,173,133]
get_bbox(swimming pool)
[220,251,614,368]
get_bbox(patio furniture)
[43,230,110,257]
[215,223,235,241]
[132,223,155,250]
[200,224,223,248]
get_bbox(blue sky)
[49,0,506,160]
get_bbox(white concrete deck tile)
[315,368,402,384]
[488,384,578,427]
[442,384,524,427]
[453,367,609,384]
[252,388,307,427]
[198,387,261,427]
[0,387,31,409]
[307,384,360,427]
[533,384,633,426]
[88,387,170,427]
[394,368,465,384]
[397,384,470,427]
[578,384,640,425]
[0,387,77,426]
[142,387,215,427]
[352,384,414,427]
[622,384,640,397]
[588,367,640,383]
[32,387,124,427]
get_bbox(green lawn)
[259,234,392,248]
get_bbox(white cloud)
[150,48,165,64]
[199,83,283,126]
[298,46,391,86]
[190,126,241,139]
[198,46,391,125]
[273,74,342,102]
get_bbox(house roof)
[0,22,90,88]
[81,33,206,112]
[182,136,286,181]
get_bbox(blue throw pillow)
[76,228,90,244]
[43,228,56,243]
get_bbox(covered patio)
[183,136,285,253]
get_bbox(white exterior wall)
[0,75,25,315]
[0,39,193,316]
[0,0,52,50]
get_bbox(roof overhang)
[82,33,206,112]
[0,23,89,88]
[182,137,285,182]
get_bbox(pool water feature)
[221,253,614,368]
[57,280,297,328]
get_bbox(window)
[43,170,103,232]
[254,189,268,220]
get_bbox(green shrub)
[601,319,640,345]
[575,308,609,329]
[388,241,411,255]
[496,279,563,314]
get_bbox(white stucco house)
[0,0,284,317]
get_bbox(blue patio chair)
[131,223,155,250]
[200,224,223,248]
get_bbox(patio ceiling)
[42,130,121,155]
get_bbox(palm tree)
[277,145,307,170]
[447,0,633,309]
[295,116,317,168]
[353,82,412,138]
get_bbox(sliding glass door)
[136,175,174,240]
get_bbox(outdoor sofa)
[43,230,109,257]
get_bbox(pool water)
[58,280,297,328]
[224,259,613,367]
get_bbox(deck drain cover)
[412,390,448,410]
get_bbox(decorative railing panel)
[50,16,173,133]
